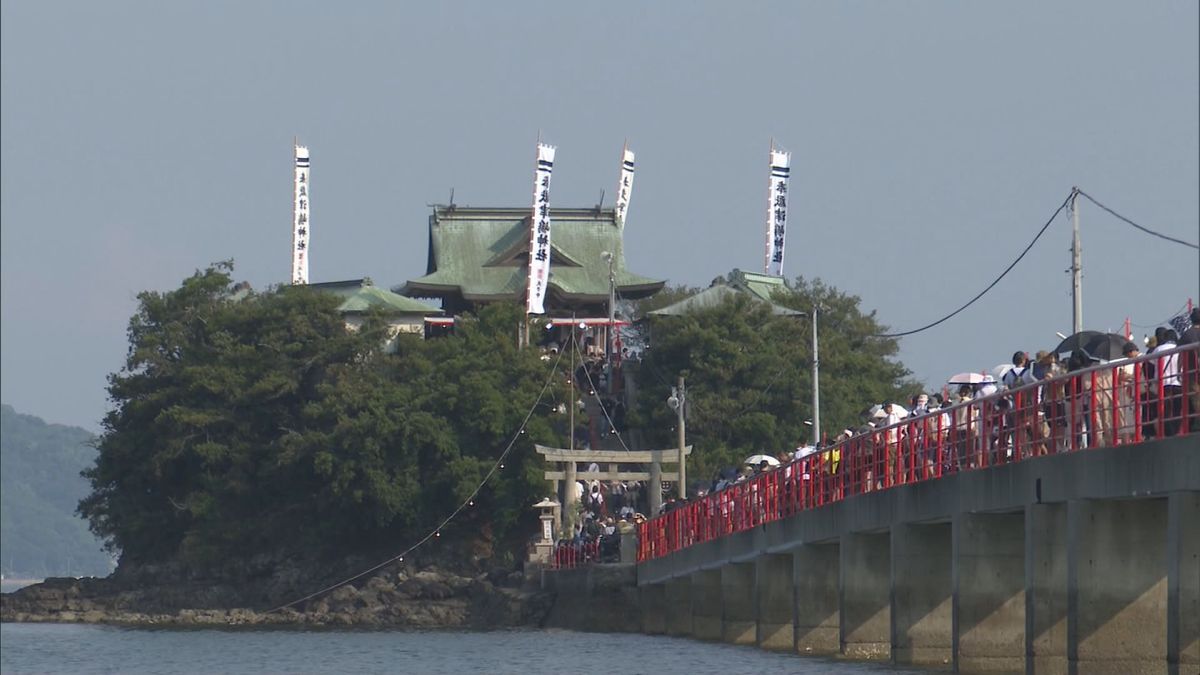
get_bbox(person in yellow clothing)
[826,430,849,501]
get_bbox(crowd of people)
[657,309,1200,517]
[552,474,649,567]
[555,309,1199,566]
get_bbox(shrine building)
[398,205,665,342]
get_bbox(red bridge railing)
[551,539,601,569]
[637,344,1199,563]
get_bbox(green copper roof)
[649,270,802,317]
[400,207,664,303]
[729,270,789,303]
[310,279,441,315]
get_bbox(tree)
[630,273,919,487]
[80,263,559,569]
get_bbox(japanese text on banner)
[615,148,635,228]
[526,143,555,314]
[765,148,790,277]
[292,145,311,285]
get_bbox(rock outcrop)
[0,562,553,628]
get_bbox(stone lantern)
[531,497,560,563]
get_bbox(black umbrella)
[1053,330,1107,356]
[1079,332,1131,362]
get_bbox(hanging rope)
[266,345,566,614]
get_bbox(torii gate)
[535,444,693,536]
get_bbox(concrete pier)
[840,532,890,659]
[664,576,692,637]
[721,562,756,645]
[689,569,720,640]
[892,522,953,667]
[794,542,840,655]
[639,583,665,635]
[1026,502,1068,674]
[1069,498,1169,674]
[755,553,794,651]
[955,511,1025,673]
[1168,491,1200,674]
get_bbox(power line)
[875,192,1075,338]
[1076,189,1199,250]
[1129,301,1191,330]
[266,346,567,614]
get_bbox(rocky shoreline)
[1,563,556,629]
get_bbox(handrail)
[550,539,601,569]
[637,343,1199,562]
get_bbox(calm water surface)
[1,623,925,674]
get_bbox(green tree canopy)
[80,263,557,568]
[630,274,919,486]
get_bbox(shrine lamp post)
[791,306,822,448]
[667,377,686,499]
[601,251,617,394]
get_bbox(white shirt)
[1153,342,1180,387]
[1002,366,1035,390]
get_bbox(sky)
[2,1,1197,431]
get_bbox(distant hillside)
[1,404,114,578]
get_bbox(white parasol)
[744,454,781,467]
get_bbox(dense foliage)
[0,405,112,578]
[79,263,557,567]
[80,263,919,569]
[630,275,920,485]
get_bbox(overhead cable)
[874,192,1074,338]
[267,346,566,614]
[1076,189,1199,250]
[1129,300,1192,330]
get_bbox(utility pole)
[811,305,820,447]
[1070,187,1083,334]
[676,374,686,497]
[563,323,574,539]
[569,319,575,452]
[604,252,617,394]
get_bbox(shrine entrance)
[535,445,693,536]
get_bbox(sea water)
[0,623,925,674]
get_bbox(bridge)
[547,344,1200,674]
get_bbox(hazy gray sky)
[3,1,1197,431]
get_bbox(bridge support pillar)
[689,569,720,640]
[795,541,840,655]
[639,583,666,635]
[1168,491,1200,673]
[755,553,794,651]
[1068,498,1168,674]
[664,576,692,637]
[722,562,756,645]
[840,531,891,660]
[892,522,953,667]
[954,511,1024,674]
[1026,502,1068,674]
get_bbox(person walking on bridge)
[1150,329,1182,436]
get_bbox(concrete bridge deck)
[593,437,1199,673]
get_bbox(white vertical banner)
[614,145,635,228]
[764,147,791,277]
[526,142,556,315]
[291,144,311,285]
